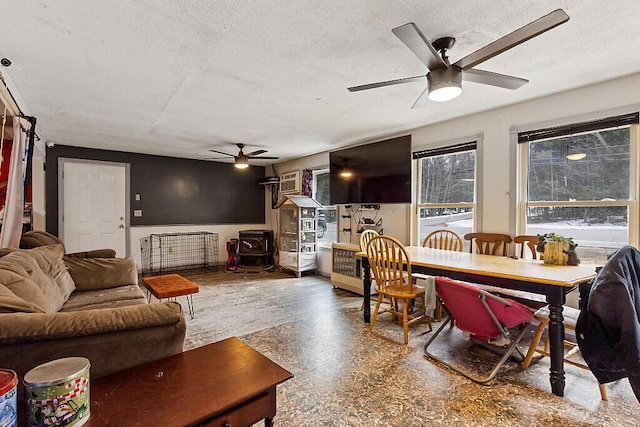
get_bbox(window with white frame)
[414,141,477,249]
[312,168,337,243]
[517,112,639,264]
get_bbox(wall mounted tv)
[329,135,412,205]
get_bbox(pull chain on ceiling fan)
[348,9,569,107]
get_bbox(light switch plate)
[134,209,143,217]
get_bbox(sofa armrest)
[0,301,184,344]
[64,257,138,291]
[66,249,117,258]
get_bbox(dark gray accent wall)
[46,145,265,235]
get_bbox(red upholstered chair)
[424,277,534,384]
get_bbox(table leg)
[547,288,566,397]
[185,294,195,319]
[362,257,371,323]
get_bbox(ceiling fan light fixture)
[234,157,249,169]
[427,67,462,102]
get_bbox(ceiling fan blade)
[249,156,279,160]
[348,75,424,92]
[208,149,234,157]
[455,9,569,71]
[411,88,430,109]
[463,69,528,89]
[245,149,268,157]
[392,23,447,71]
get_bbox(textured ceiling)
[1,1,639,165]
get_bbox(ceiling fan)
[208,143,279,169]
[348,9,569,107]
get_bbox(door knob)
[119,225,125,229]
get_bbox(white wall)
[33,72,640,267]
[276,72,640,245]
[129,223,268,270]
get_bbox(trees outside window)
[519,119,639,264]
[415,143,477,249]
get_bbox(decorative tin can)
[24,358,90,427]
[0,369,18,427]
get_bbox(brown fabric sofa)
[0,242,186,399]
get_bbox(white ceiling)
[1,1,639,166]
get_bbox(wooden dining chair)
[359,229,379,252]
[523,305,608,400]
[468,233,546,309]
[464,232,512,256]
[366,235,431,344]
[420,229,463,320]
[358,230,386,311]
[422,229,463,252]
[514,235,540,259]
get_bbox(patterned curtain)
[0,117,30,247]
[302,169,313,197]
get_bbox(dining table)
[358,246,599,397]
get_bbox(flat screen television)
[329,135,412,205]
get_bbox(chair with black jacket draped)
[576,245,640,402]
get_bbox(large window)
[312,168,337,243]
[414,142,477,248]
[518,113,639,264]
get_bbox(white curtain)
[0,117,30,247]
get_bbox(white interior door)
[60,159,128,257]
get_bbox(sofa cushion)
[0,248,17,258]
[19,230,65,250]
[0,269,50,312]
[0,284,46,313]
[0,246,69,312]
[16,244,66,275]
[19,245,76,301]
[54,268,76,301]
[64,257,138,291]
[61,285,147,311]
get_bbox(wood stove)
[238,230,274,268]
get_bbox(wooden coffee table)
[143,273,199,319]
[84,337,293,426]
